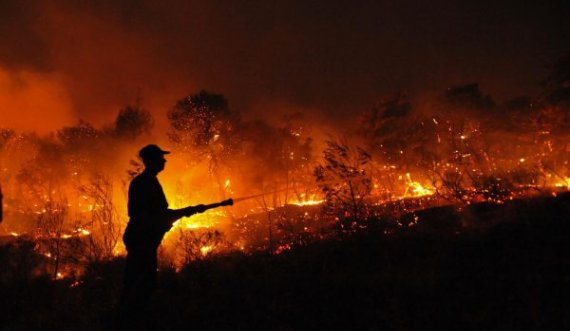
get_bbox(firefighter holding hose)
[121,144,232,308]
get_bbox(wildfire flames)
[1,76,569,279]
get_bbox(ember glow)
[199,245,214,256]
[555,177,570,189]
[401,173,435,198]
[292,199,325,207]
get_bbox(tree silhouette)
[240,117,314,206]
[168,90,241,158]
[114,105,153,141]
[168,90,242,195]
[58,120,100,153]
[80,174,121,262]
[358,93,437,170]
[314,139,373,234]
[16,137,70,279]
[445,83,496,111]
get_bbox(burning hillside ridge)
[0,55,569,278]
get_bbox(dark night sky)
[0,0,568,132]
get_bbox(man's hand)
[194,204,207,213]
[183,204,207,217]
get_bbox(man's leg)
[123,247,157,306]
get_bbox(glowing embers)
[400,173,435,198]
[199,245,213,256]
[291,199,324,206]
[290,193,324,206]
[554,177,570,189]
[61,227,92,239]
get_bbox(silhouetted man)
[121,144,207,307]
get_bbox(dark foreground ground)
[1,193,569,331]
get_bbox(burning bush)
[175,228,226,265]
[314,139,374,234]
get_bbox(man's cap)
[139,144,170,160]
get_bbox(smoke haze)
[0,0,568,131]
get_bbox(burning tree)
[113,104,154,141]
[16,137,72,279]
[58,120,100,152]
[80,174,121,262]
[57,120,101,181]
[279,112,315,204]
[358,93,439,200]
[168,91,241,161]
[532,54,570,187]
[235,116,315,252]
[35,199,69,279]
[358,93,438,168]
[314,139,373,234]
[168,90,242,195]
[240,115,314,206]
[176,228,224,265]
